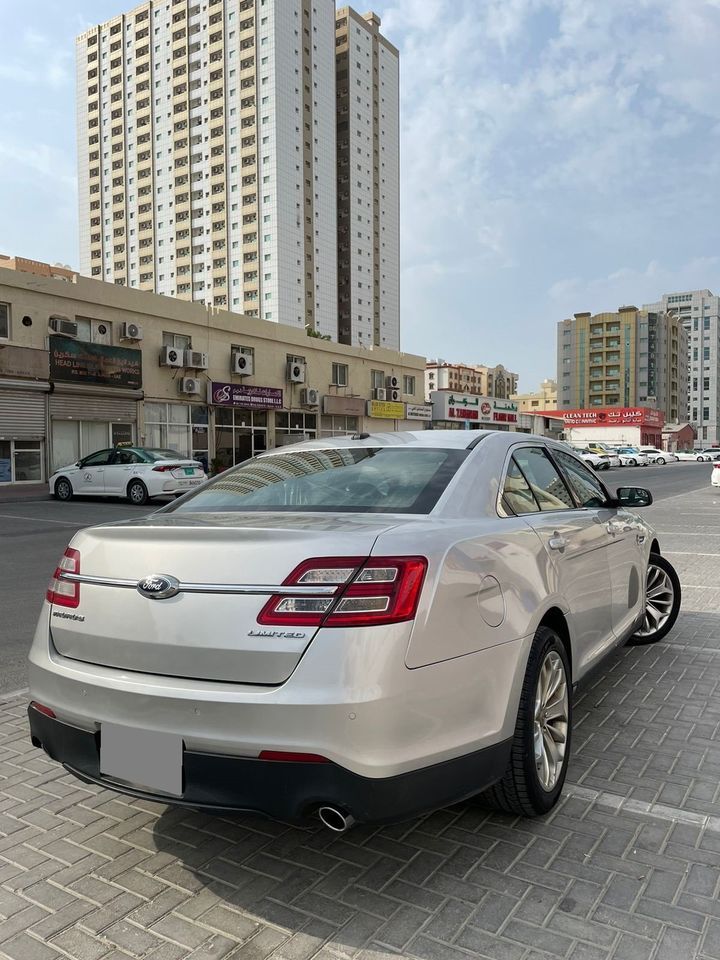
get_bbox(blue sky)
[2,0,720,390]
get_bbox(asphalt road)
[0,461,714,696]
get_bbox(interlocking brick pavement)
[2,486,720,960]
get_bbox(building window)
[143,401,208,465]
[0,440,44,483]
[162,331,191,350]
[371,369,384,391]
[331,362,348,387]
[320,415,358,438]
[704,407,710,421]
[704,347,710,361]
[0,303,9,339]
[403,375,416,396]
[275,411,317,443]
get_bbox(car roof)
[255,430,567,455]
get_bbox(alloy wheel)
[634,562,675,638]
[533,650,569,792]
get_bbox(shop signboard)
[405,403,433,421]
[49,335,142,389]
[539,407,665,428]
[322,395,367,417]
[0,344,49,381]
[366,399,406,420]
[208,381,283,410]
[431,392,518,424]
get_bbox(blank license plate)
[184,468,195,475]
[101,723,182,797]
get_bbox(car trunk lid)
[48,512,403,684]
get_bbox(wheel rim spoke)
[635,564,675,638]
[534,650,569,792]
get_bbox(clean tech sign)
[49,336,142,389]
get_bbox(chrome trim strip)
[58,572,338,596]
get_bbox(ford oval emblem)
[137,574,180,600]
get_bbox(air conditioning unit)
[373,388,387,401]
[388,388,400,402]
[287,360,306,383]
[185,350,209,369]
[160,345,184,367]
[180,377,201,395]
[49,317,78,338]
[232,350,253,376]
[386,375,400,390]
[120,321,143,341]
[300,387,320,406]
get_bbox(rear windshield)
[168,447,468,514]
[141,449,188,461]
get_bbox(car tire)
[656,457,665,465]
[627,554,681,646]
[127,479,149,505]
[54,478,73,501]
[628,458,636,467]
[480,626,572,817]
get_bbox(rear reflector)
[258,751,330,763]
[46,547,81,608]
[30,702,56,719]
[258,556,428,628]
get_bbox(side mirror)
[75,461,82,467]
[616,486,653,508]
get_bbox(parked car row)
[568,442,720,471]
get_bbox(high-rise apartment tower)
[335,7,399,349]
[77,0,339,336]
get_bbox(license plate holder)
[101,723,183,797]
[184,467,195,475]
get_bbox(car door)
[506,446,616,678]
[104,448,144,495]
[552,448,644,641]
[74,449,113,495]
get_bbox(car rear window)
[168,447,468,514]
[141,449,187,461]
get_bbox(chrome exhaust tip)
[318,805,355,833]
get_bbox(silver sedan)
[28,431,681,830]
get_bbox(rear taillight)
[30,701,56,719]
[46,547,81,608]
[257,556,428,628]
[152,464,180,472]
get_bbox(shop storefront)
[543,407,665,448]
[0,345,50,484]
[430,392,519,430]
[48,335,142,472]
[208,381,282,469]
[142,402,210,473]
[321,395,366,437]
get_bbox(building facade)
[0,255,78,283]
[76,0,339,337]
[424,360,519,401]
[643,290,720,447]
[511,378,557,413]
[557,307,687,424]
[335,8,399,350]
[0,266,426,485]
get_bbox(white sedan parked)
[676,451,713,462]
[639,447,679,465]
[49,447,207,505]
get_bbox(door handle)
[548,535,567,551]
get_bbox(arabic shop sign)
[208,381,284,410]
[405,403,433,421]
[430,391,518,424]
[367,399,406,420]
[49,336,142,389]
[546,407,665,428]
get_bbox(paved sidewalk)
[0,483,49,503]
[2,486,720,960]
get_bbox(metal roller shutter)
[49,395,137,421]
[0,390,46,439]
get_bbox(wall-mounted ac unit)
[185,350,208,369]
[232,350,253,376]
[300,387,320,406]
[386,375,400,390]
[120,321,143,341]
[388,388,400,402]
[49,317,78,338]
[287,360,306,383]
[373,388,387,401]
[180,377,201,395]
[160,345,184,367]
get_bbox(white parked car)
[699,448,720,462]
[615,447,650,467]
[712,463,720,487]
[49,447,207,505]
[639,447,678,465]
[578,450,610,471]
[30,431,681,830]
[675,450,712,462]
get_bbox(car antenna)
[351,432,371,440]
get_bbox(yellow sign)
[366,399,406,420]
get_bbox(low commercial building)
[511,378,557,412]
[539,406,665,448]
[425,360,518,401]
[430,391,520,430]
[0,266,427,485]
[661,422,696,453]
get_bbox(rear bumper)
[28,706,511,824]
